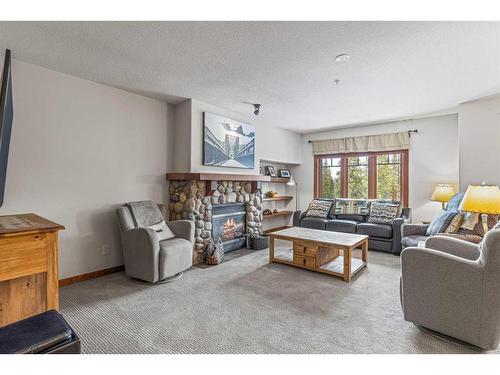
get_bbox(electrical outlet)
[102,244,111,256]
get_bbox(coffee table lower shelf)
[273,249,366,279]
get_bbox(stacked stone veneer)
[169,180,264,264]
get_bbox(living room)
[1,1,500,373]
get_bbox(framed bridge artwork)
[203,112,255,169]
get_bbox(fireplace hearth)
[212,203,246,252]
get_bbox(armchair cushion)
[146,220,175,241]
[401,235,429,248]
[159,238,193,279]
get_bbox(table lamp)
[431,183,456,210]
[458,183,500,234]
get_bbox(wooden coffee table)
[268,227,368,282]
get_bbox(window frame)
[313,149,409,206]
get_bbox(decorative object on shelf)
[265,166,277,176]
[205,237,224,265]
[259,166,265,175]
[459,183,500,234]
[273,209,278,214]
[265,190,278,198]
[286,174,299,211]
[248,232,269,250]
[203,112,255,169]
[278,169,291,178]
[263,209,272,216]
[431,183,456,210]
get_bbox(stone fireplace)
[167,173,269,264]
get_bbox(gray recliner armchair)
[400,224,500,350]
[116,201,194,283]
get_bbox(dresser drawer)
[293,241,317,257]
[293,254,316,269]
[0,233,48,281]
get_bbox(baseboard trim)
[59,265,125,287]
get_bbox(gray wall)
[1,60,174,279]
[458,95,500,190]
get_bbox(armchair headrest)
[124,200,164,228]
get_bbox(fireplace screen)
[212,203,246,252]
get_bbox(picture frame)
[259,166,265,175]
[202,112,255,169]
[278,169,291,178]
[265,166,277,177]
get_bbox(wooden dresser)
[0,213,64,327]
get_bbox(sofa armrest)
[167,220,195,244]
[424,235,480,260]
[392,217,405,254]
[293,210,305,227]
[122,227,160,282]
[400,247,482,323]
[402,223,429,237]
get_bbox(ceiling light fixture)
[333,79,340,85]
[243,102,261,116]
[335,54,350,63]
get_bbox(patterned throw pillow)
[334,198,371,215]
[368,202,399,224]
[445,213,464,233]
[458,213,498,237]
[426,211,458,236]
[305,199,333,219]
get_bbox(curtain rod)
[307,129,418,143]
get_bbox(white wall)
[176,99,302,174]
[458,95,500,190]
[292,114,459,223]
[1,60,174,279]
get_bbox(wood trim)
[368,155,377,199]
[166,173,271,182]
[315,149,409,206]
[263,225,291,235]
[59,265,125,287]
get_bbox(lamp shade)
[458,184,500,214]
[430,183,456,203]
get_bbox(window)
[320,157,341,198]
[348,156,368,199]
[315,150,408,205]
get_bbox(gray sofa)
[400,224,500,350]
[116,201,194,283]
[293,199,411,254]
[401,192,465,249]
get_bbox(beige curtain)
[311,131,410,155]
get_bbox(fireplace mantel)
[166,172,271,182]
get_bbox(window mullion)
[368,154,377,199]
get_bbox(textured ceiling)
[0,21,499,133]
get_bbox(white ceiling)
[0,21,499,133]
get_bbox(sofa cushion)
[159,238,193,279]
[368,202,399,224]
[301,217,328,230]
[335,213,366,222]
[357,222,393,239]
[401,235,429,249]
[333,198,371,215]
[305,199,332,219]
[325,219,358,233]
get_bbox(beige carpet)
[60,245,497,354]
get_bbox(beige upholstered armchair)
[400,225,500,350]
[116,201,194,283]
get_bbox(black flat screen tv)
[0,49,13,207]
